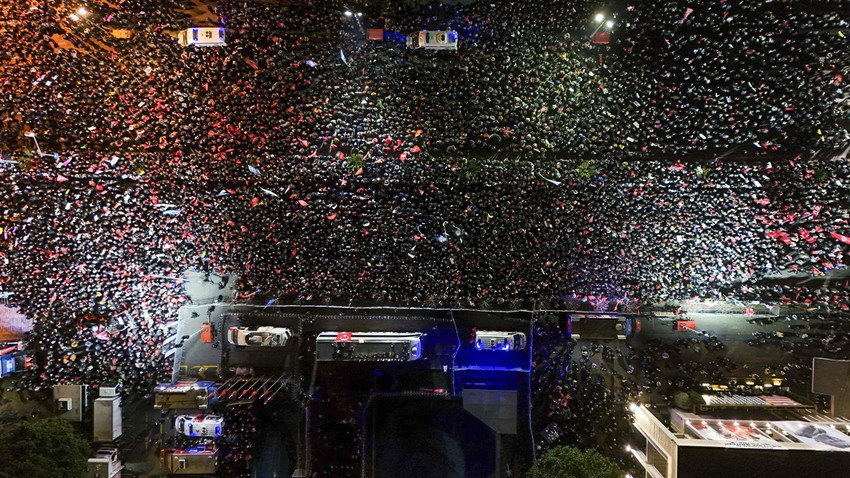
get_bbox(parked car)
[174,415,223,438]
[227,326,292,347]
[474,330,527,352]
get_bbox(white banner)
[774,421,850,451]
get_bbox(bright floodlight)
[78,7,88,15]
[606,20,614,28]
[595,13,604,22]
[69,13,80,21]
[24,132,36,138]
[344,10,352,16]
[356,12,362,17]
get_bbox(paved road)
[171,270,237,381]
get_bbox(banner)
[774,421,850,451]
[830,232,850,245]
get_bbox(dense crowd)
[0,0,848,411]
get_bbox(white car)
[175,414,223,438]
[227,326,292,347]
[474,330,527,352]
[406,30,458,50]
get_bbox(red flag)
[327,213,337,220]
[251,197,259,208]
[830,232,850,245]
[683,7,694,19]
[56,174,68,183]
[298,199,308,207]
[755,198,771,206]
[410,145,421,153]
[335,332,352,342]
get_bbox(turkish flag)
[335,332,352,342]
[830,232,850,245]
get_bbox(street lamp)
[594,12,605,22]
[77,7,88,16]
[606,20,614,28]
[344,10,352,16]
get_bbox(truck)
[161,445,219,475]
[406,30,458,50]
[87,446,124,478]
[564,313,640,340]
[154,380,217,410]
[316,332,423,361]
[0,341,33,378]
[474,330,527,352]
[93,396,122,442]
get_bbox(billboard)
[773,421,850,451]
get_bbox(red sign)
[0,344,22,356]
[335,332,352,342]
[593,32,610,44]
[200,323,214,343]
[677,321,696,332]
[367,29,384,41]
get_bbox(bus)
[563,313,640,340]
[315,332,423,362]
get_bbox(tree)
[527,446,621,478]
[0,417,90,478]
[575,160,596,180]
[346,153,365,171]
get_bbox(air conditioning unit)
[57,398,73,411]
[99,386,120,397]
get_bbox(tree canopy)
[0,417,89,478]
[528,446,622,478]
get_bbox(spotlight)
[606,20,614,28]
[344,10,352,17]
[595,13,605,22]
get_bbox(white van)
[175,415,223,438]
[228,326,292,347]
[406,30,458,50]
[177,27,226,47]
[474,330,527,352]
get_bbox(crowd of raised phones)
[0,0,848,409]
